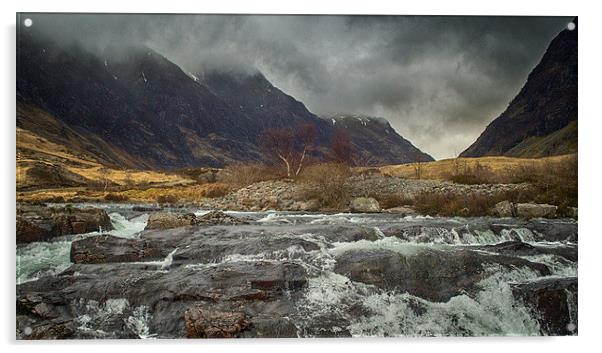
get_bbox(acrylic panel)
[16,13,577,339]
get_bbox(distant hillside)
[327,114,434,164]
[461,18,577,158]
[17,28,433,170]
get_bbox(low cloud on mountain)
[23,14,572,159]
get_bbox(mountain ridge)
[460,19,577,158]
[17,28,433,170]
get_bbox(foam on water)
[16,212,149,283]
[17,240,74,284]
[74,298,155,338]
[296,264,543,337]
[330,236,434,257]
[109,213,149,239]
[520,254,577,277]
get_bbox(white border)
[2,1,600,352]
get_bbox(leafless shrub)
[298,162,352,209]
[201,183,230,198]
[104,193,129,202]
[156,194,178,205]
[368,193,413,209]
[219,163,282,189]
[412,189,536,217]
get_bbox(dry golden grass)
[67,166,193,187]
[379,154,576,181]
[17,128,99,168]
[219,163,283,188]
[17,182,232,204]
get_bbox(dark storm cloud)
[21,13,573,159]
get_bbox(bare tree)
[413,156,424,180]
[329,129,354,165]
[293,123,317,176]
[259,128,295,177]
[259,123,317,178]
[123,169,134,188]
[98,167,110,191]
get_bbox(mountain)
[17,29,261,169]
[327,114,434,164]
[460,19,577,158]
[17,28,432,171]
[200,72,434,164]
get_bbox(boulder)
[196,210,248,225]
[16,217,51,243]
[132,205,162,212]
[16,205,113,244]
[512,277,577,335]
[515,203,558,219]
[145,212,197,230]
[70,235,172,264]
[349,197,380,213]
[51,208,112,235]
[145,211,247,230]
[334,248,550,302]
[568,207,578,219]
[495,200,516,217]
[184,307,249,338]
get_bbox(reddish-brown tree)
[329,129,354,165]
[259,123,317,178]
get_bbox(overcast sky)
[25,14,573,159]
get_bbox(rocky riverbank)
[190,176,537,213]
[17,204,113,244]
[16,206,578,339]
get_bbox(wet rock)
[512,277,577,335]
[515,203,557,219]
[146,211,247,230]
[17,257,308,338]
[334,248,550,302]
[196,210,248,225]
[21,320,77,340]
[478,241,577,262]
[70,235,171,264]
[173,235,319,264]
[16,217,51,243]
[495,200,516,217]
[146,212,197,230]
[349,197,380,213]
[132,205,162,212]
[16,205,113,243]
[184,307,249,338]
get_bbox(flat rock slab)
[146,210,248,230]
[16,260,308,339]
[334,247,550,302]
[70,235,173,264]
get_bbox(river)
[16,203,578,338]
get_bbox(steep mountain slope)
[328,114,434,164]
[17,29,261,169]
[201,73,433,165]
[201,71,332,134]
[17,27,433,170]
[461,19,577,158]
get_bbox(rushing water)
[16,204,578,338]
[16,211,149,284]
